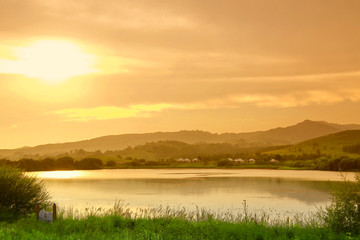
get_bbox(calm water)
[32,169,352,216]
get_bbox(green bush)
[0,164,51,221]
[105,160,116,167]
[76,157,103,169]
[322,172,360,234]
[217,159,233,167]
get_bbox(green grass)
[1,214,358,240]
[1,201,359,240]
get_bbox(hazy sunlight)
[34,170,85,179]
[0,40,98,82]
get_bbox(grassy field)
[0,201,359,240]
[1,212,358,240]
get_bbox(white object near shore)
[38,209,53,222]
[36,203,57,222]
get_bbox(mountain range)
[1,120,359,159]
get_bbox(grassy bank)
[2,215,356,240]
[0,201,359,240]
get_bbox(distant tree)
[56,156,75,170]
[317,149,321,154]
[0,158,12,166]
[74,149,86,155]
[40,158,56,170]
[18,158,40,171]
[328,158,342,171]
[343,144,360,154]
[217,159,233,167]
[93,150,102,155]
[106,160,116,167]
[76,157,102,170]
[315,157,329,170]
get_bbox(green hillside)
[268,130,360,158]
[116,140,271,161]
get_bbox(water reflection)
[32,169,346,215]
[33,169,354,181]
[35,170,85,179]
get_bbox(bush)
[105,160,116,167]
[56,156,75,170]
[76,157,103,169]
[321,172,360,234]
[0,164,51,221]
[217,159,233,167]
[18,158,40,171]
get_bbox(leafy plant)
[321,172,360,234]
[0,164,51,221]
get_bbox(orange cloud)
[229,89,360,108]
[52,104,176,121]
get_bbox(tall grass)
[56,200,315,226]
[0,203,355,240]
[0,199,359,239]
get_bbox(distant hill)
[241,119,351,145]
[116,141,241,161]
[116,140,286,161]
[267,130,360,157]
[0,120,359,159]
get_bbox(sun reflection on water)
[34,170,85,179]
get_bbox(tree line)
[343,143,360,154]
[0,157,115,171]
[1,142,360,171]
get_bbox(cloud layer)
[1,0,360,148]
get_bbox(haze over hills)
[268,129,360,157]
[0,120,359,159]
[242,120,359,145]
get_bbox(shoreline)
[31,168,357,182]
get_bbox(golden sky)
[1,0,360,149]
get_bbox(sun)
[1,40,98,83]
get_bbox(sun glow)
[0,40,98,82]
[34,171,85,179]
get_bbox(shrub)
[76,157,103,169]
[217,159,233,167]
[321,172,360,234]
[40,158,56,170]
[0,164,51,221]
[56,156,75,170]
[18,158,40,171]
[105,160,116,167]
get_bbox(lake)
[32,169,353,217]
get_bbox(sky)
[1,0,360,149]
